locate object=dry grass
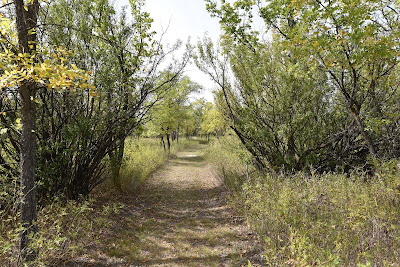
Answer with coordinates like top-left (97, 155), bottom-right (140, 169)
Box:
top-left (207, 136), bottom-right (400, 266)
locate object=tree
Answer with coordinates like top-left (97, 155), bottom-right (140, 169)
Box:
top-left (146, 75), bottom-right (200, 151)
top-left (202, 0), bottom-right (400, 170)
top-left (200, 101), bottom-right (227, 139)
top-left (1, 0), bottom-right (188, 202)
top-left (0, 0), bottom-right (91, 260)
top-left (196, 36), bottom-right (341, 171)
top-left (27, 0), bottom-right (190, 196)
top-left (14, 0), bottom-right (40, 260)
top-left (272, 0), bottom-right (400, 159)
top-left (181, 98), bottom-right (207, 138)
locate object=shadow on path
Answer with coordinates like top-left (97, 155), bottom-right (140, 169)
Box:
top-left (65, 146), bottom-right (264, 267)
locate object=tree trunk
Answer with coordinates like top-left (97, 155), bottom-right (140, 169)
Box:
top-left (15, 0), bottom-right (40, 261)
top-left (19, 82), bottom-right (38, 261)
top-left (161, 135), bottom-right (166, 152)
top-left (166, 133), bottom-right (171, 153)
top-left (350, 106), bottom-right (377, 158)
top-left (109, 138), bottom-right (125, 191)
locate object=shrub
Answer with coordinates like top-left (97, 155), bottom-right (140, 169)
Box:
top-left (0, 199), bottom-right (94, 266)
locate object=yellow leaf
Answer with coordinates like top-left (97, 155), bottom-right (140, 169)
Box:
top-left (312, 40), bottom-right (319, 47)
top-left (2, 0), bottom-right (6, 5)
top-left (24, 5), bottom-right (28, 11)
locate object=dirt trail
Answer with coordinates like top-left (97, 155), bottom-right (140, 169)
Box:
top-left (67, 143), bottom-right (263, 266)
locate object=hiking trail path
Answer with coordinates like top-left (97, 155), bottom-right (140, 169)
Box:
top-left (68, 143), bottom-right (263, 266)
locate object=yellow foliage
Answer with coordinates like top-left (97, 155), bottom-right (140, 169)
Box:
top-left (0, 15), bottom-right (95, 93)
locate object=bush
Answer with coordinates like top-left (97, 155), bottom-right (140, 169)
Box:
top-left (0, 199), bottom-right (94, 266)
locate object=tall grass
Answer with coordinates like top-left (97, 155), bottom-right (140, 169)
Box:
top-left (119, 137), bottom-right (170, 191)
top-left (207, 136), bottom-right (400, 266)
top-left (118, 137), bottom-right (203, 191)
top-left (206, 135), bottom-right (252, 192)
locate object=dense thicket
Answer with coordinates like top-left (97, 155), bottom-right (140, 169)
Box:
top-left (0, 0), bottom-right (188, 206)
top-left (197, 0), bottom-right (400, 172)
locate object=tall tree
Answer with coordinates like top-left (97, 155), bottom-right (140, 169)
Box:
top-left (14, 0), bottom-right (40, 260)
top-left (1, 0), bottom-right (91, 260)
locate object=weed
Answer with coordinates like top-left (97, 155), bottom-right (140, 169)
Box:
top-left (119, 137), bottom-right (169, 192)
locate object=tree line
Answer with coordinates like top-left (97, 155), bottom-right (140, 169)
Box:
top-left (144, 85), bottom-right (228, 152)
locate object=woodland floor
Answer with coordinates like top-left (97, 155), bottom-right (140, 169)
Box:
top-left (63, 143), bottom-right (264, 266)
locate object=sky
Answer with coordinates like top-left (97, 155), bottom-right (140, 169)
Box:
top-left (115, 0), bottom-right (223, 101)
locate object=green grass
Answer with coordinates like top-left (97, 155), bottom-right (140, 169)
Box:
top-left (119, 137), bottom-right (170, 191)
top-left (118, 137), bottom-right (203, 191)
top-left (207, 136), bottom-right (400, 266)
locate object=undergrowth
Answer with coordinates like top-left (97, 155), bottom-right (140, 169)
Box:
top-left (0, 137), bottom-right (173, 266)
top-left (207, 136), bottom-right (400, 266)
top-left (119, 137), bottom-right (171, 192)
